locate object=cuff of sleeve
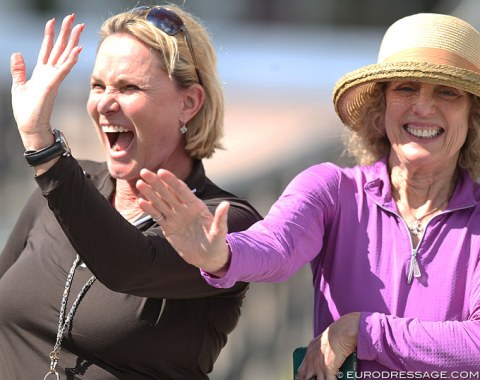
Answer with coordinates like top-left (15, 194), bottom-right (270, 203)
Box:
top-left (201, 234), bottom-right (241, 288)
top-left (35, 155), bottom-right (77, 196)
top-left (357, 311), bottom-right (379, 361)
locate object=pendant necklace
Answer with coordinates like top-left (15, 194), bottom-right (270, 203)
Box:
top-left (43, 255), bottom-right (96, 379)
top-left (44, 215), bottom-right (152, 379)
top-left (402, 201), bottom-right (446, 284)
top-left (398, 196), bottom-right (449, 237)
top-left (405, 206), bottom-right (443, 237)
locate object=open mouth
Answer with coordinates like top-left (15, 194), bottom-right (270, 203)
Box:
top-left (404, 125), bottom-right (444, 139)
top-left (102, 126), bottom-right (134, 152)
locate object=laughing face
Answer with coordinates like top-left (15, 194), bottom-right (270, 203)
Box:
top-left (87, 33), bottom-right (193, 182)
top-left (384, 81), bottom-right (471, 171)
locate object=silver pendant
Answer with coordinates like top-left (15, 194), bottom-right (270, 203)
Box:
top-left (407, 219), bottom-right (423, 236)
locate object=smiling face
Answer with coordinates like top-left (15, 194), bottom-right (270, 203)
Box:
top-left (87, 33), bottom-right (193, 182)
top-left (384, 81), bottom-right (471, 171)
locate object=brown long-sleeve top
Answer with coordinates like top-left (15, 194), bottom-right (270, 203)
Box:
top-left (0, 156), bottom-right (262, 379)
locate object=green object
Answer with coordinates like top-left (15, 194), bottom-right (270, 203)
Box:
top-left (293, 346), bottom-right (357, 379)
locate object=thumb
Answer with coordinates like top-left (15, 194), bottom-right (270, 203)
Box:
top-left (213, 201), bottom-right (230, 237)
top-left (10, 52), bottom-right (26, 87)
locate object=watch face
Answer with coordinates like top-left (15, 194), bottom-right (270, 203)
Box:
top-left (24, 129), bottom-right (71, 166)
top-left (54, 129), bottom-right (71, 154)
top-left (60, 133), bottom-right (70, 153)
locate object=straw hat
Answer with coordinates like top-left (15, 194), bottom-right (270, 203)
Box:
top-left (333, 13), bottom-right (480, 130)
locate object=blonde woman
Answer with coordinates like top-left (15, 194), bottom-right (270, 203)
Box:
top-left (1, 5), bottom-right (261, 379)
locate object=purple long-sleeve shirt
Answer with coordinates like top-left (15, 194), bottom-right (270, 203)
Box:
top-left (204, 157), bottom-right (480, 373)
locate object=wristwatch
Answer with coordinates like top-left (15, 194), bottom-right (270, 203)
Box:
top-left (24, 129), bottom-right (71, 166)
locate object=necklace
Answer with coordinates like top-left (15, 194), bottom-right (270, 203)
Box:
top-left (44, 255), bottom-right (96, 379)
top-left (396, 194), bottom-right (449, 237)
top-left (405, 206), bottom-right (443, 236)
top-left (43, 216), bottom-right (152, 379)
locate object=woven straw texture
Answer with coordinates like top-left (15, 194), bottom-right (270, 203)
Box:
top-left (333, 13), bottom-right (480, 130)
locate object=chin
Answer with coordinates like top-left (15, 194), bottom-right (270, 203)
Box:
top-left (106, 160), bottom-right (139, 181)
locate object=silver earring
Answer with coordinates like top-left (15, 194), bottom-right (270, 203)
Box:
top-left (180, 122), bottom-right (188, 135)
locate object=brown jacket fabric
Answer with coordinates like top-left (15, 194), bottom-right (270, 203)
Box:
top-left (0, 156), bottom-right (262, 379)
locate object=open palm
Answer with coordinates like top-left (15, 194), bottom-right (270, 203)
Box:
top-left (10, 14), bottom-right (83, 142)
top-left (137, 168), bottom-right (231, 275)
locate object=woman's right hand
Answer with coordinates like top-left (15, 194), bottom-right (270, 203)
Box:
top-left (11, 14), bottom-right (83, 151)
top-left (137, 168), bottom-right (232, 276)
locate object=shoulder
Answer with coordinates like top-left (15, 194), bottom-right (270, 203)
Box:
top-left (281, 160), bottom-right (384, 206)
top-left (200, 178), bottom-right (263, 232)
top-left (284, 162), bottom-right (348, 197)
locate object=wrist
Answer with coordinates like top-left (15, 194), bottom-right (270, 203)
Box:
top-left (22, 131), bottom-right (55, 151)
top-left (24, 129), bottom-right (71, 167)
top-left (207, 242), bottom-right (232, 278)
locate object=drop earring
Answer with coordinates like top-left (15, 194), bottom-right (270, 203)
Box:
top-left (180, 121), bottom-right (188, 135)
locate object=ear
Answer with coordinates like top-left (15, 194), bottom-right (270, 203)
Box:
top-left (180, 83), bottom-right (205, 122)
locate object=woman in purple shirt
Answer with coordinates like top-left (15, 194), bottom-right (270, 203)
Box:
top-left (137, 13), bottom-right (480, 378)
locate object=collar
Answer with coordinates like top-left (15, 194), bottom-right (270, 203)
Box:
top-left (81, 159), bottom-right (208, 228)
top-left (183, 159), bottom-right (208, 196)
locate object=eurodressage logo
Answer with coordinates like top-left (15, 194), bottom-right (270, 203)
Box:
top-left (338, 371), bottom-right (480, 379)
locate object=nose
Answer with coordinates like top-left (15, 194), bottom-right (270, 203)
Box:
top-left (411, 88), bottom-right (436, 116)
top-left (96, 89), bottom-right (119, 115)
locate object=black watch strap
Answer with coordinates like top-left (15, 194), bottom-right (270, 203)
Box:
top-left (24, 129), bottom-right (71, 167)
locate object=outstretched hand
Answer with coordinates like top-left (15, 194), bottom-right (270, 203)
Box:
top-left (11, 14), bottom-right (84, 151)
top-left (136, 168), bottom-right (232, 275)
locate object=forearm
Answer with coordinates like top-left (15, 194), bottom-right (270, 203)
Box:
top-left (358, 312), bottom-right (480, 371)
top-left (203, 209), bottom-right (324, 288)
top-left (35, 156), bottom-right (256, 298)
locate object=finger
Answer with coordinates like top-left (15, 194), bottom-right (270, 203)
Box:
top-left (212, 201), bottom-right (230, 236)
top-left (325, 373), bottom-right (337, 380)
top-left (49, 14), bottom-right (75, 65)
top-left (136, 180), bottom-right (172, 218)
top-left (156, 169), bottom-right (198, 204)
top-left (137, 196), bottom-right (159, 219)
top-left (297, 359), bottom-right (311, 380)
top-left (57, 23), bottom-right (84, 66)
top-left (139, 169), bottom-right (180, 210)
top-left (37, 18), bottom-right (55, 65)
top-left (10, 53), bottom-right (26, 87)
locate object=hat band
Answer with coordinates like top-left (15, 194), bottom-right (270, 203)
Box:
top-left (383, 47), bottom-right (480, 73)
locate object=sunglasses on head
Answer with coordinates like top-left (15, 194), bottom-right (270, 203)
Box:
top-left (131, 6), bottom-right (203, 86)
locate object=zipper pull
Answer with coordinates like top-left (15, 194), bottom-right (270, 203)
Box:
top-left (407, 250), bottom-right (422, 284)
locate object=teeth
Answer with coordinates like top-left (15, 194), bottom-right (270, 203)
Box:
top-left (406, 126), bottom-right (442, 138)
top-left (102, 126), bottom-right (129, 133)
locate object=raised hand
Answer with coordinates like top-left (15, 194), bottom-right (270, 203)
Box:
top-left (297, 312), bottom-right (360, 380)
top-left (10, 14), bottom-right (84, 151)
top-left (136, 168), bottom-right (232, 275)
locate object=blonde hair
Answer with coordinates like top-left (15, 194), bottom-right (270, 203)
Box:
top-left (343, 82), bottom-right (480, 179)
top-left (98, 4), bottom-right (224, 159)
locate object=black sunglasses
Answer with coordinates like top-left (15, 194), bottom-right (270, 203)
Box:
top-left (131, 6), bottom-right (203, 86)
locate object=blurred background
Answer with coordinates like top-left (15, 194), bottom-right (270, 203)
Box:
top-left (0, 0), bottom-right (476, 379)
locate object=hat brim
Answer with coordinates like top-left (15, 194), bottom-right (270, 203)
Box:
top-left (333, 61), bottom-right (480, 130)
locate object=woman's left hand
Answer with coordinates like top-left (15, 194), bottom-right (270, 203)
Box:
top-left (10, 14), bottom-right (84, 151)
top-left (136, 168), bottom-right (232, 275)
top-left (297, 312), bottom-right (360, 380)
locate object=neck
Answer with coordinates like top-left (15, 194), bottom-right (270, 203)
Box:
top-left (390, 164), bottom-right (457, 208)
top-left (390, 164), bottom-right (457, 239)
top-left (113, 180), bottom-right (144, 222)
